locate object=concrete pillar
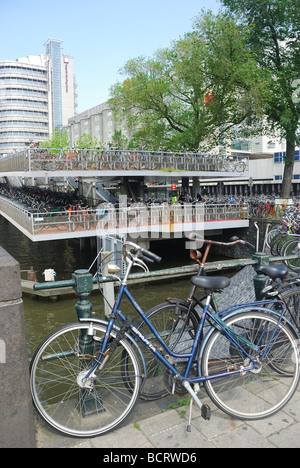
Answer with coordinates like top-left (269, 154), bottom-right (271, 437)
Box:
top-left (181, 177), bottom-right (189, 193)
top-left (192, 177), bottom-right (200, 199)
top-left (0, 247), bottom-right (36, 448)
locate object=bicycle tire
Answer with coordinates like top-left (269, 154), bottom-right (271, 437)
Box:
top-left (30, 322), bottom-right (141, 438)
top-left (135, 301), bottom-right (200, 400)
top-left (279, 286), bottom-right (300, 332)
top-left (276, 234), bottom-right (292, 256)
top-left (283, 239), bottom-right (300, 272)
top-left (270, 232), bottom-right (285, 256)
top-left (265, 226), bottom-right (281, 249)
top-left (235, 161), bottom-right (246, 173)
top-left (201, 310), bottom-right (300, 420)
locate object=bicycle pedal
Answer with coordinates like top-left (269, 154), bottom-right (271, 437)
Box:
top-left (201, 404), bottom-right (211, 421)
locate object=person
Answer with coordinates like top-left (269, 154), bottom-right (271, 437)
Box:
top-left (27, 266), bottom-right (37, 282)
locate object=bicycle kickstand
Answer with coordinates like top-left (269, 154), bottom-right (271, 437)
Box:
top-left (184, 382), bottom-right (211, 432)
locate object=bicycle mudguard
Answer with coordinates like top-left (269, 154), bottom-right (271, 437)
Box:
top-left (219, 302), bottom-right (299, 338)
top-left (196, 305), bottom-right (299, 377)
top-left (79, 318), bottom-right (147, 391)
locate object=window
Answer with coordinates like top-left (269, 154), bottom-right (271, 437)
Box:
top-left (274, 152), bottom-right (283, 163)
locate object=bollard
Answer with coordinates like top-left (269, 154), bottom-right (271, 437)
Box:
top-left (72, 269), bottom-right (93, 320)
top-left (0, 247), bottom-right (36, 448)
top-left (252, 252), bottom-right (269, 300)
top-left (71, 269), bottom-right (100, 415)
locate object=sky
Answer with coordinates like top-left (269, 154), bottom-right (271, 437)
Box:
top-left (0, 0), bottom-right (222, 114)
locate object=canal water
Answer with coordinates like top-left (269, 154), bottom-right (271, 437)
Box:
top-left (0, 216), bottom-right (198, 358)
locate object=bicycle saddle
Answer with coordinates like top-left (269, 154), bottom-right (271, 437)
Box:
top-left (191, 276), bottom-right (230, 291)
top-left (255, 265), bottom-right (288, 280)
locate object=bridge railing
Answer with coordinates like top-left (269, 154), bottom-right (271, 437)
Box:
top-left (0, 149), bottom-right (249, 173)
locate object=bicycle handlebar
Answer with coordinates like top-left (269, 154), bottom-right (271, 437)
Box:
top-left (124, 241), bottom-right (162, 264)
top-left (188, 233), bottom-right (256, 250)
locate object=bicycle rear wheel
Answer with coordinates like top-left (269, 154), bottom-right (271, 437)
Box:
top-left (201, 310), bottom-right (300, 420)
top-left (30, 323), bottom-right (141, 438)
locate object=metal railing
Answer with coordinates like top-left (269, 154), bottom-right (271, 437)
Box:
top-left (0, 197), bottom-right (248, 237)
top-left (0, 148), bottom-right (249, 173)
top-left (32, 251), bottom-right (300, 320)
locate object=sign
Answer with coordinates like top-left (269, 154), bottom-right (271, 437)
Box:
top-left (171, 184), bottom-right (177, 190)
top-left (275, 198), bottom-right (293, 206)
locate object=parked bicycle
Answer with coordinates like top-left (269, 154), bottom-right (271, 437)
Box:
top-left (30, 241), bottom-right (300, 438)
top-left (136, 235), bottom-right (300, 400)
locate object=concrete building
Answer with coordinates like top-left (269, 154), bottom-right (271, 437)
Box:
top-left (0, 39), bottom-right (76, 158)
top-left (64, 102), bottom-right (117, 148)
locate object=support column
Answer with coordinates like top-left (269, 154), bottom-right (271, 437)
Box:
top-left (192, 177), bottom-right (200, 199)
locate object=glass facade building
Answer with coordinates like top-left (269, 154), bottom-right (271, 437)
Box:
top-left (44, 39), bottom-right (63, 131)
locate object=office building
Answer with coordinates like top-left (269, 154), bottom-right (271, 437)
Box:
top-left (0, 39), bottom-right (76, 157)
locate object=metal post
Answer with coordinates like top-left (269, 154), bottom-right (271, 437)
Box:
top-left (101, 252), bottom-right (115, 318)
top-left (252, 253), bottom-right (269, 300)
top-left (72, 269), bottom-right (93, 320)
top-left (71, 269), bottom-right (102, 416)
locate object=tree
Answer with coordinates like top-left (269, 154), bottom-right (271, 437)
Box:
top-left (109, 11), bottom-right (269, 152)
top-left (75, 133), bottom-right (101, 149)
top-left (221, 0), bottom-right (300, 197)
top-left (109, 130), bottom-right (128, 148)
top-left (39, 129), bottom-right (70, 150)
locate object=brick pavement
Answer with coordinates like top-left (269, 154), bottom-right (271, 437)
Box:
top-left (36, 385), bottom-right (300, 449)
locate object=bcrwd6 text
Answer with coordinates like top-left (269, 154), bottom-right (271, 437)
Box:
top-left (148, 453), bottom-right (197, 463)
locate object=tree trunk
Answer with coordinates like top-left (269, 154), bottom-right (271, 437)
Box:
top-left (280, 140), bottom-right (295, 198)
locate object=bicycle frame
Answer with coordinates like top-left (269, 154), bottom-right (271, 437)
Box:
top-left (82, 281), bottom-right (287, 389)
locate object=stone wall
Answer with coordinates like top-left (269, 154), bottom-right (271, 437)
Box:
top-left (0, 246), bottom-right (36, 448)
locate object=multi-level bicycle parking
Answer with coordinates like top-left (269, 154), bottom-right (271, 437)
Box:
top-left (0, 148), bottom-right (249, 174)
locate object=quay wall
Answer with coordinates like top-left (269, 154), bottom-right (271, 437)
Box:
top-left (0, 247), bottom-right (36, 448)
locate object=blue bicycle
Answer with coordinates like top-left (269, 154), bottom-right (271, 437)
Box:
top-left (30, 241), bottom-right (300, 438)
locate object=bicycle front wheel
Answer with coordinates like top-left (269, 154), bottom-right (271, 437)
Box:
top-left (30, 323), bottom-right (141, 438)
top-left (201, 310), bottom-right (300, 420)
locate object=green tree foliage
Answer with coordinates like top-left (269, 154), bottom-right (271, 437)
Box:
top-left (74, 133), bottom-right (101, 149)
top-left (109, 130), bottom-right (128, 148)
top-left (40, 129), bottom-right (70, 150)
top-left (221, 0), bottom-right (300, 197)
top-left (109, 11), bottom-right (270, 152)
